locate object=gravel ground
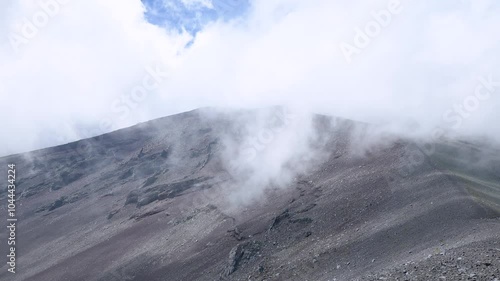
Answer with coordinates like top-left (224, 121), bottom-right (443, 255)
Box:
top-left (361, 240), bottom-right (500, 281)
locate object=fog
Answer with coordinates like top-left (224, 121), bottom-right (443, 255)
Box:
top-left (1, 0), bottom-right (500, 158)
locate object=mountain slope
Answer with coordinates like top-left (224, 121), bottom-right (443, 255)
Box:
top-left (0, 108), bottom-right (499, 281)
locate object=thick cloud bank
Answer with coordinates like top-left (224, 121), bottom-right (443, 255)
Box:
top-left (1, 0), bottom-right (500, 156)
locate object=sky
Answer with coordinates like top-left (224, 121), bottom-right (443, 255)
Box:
top-left (1, 0), bottom-right (500, 156)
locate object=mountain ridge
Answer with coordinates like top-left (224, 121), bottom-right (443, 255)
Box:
top-left (0, 107), bottom-right (499, 281)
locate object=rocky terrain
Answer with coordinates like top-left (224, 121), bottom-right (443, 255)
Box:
top-left (361, 239), bottom-right (500, 281)
top-left (0, 107), bottom-right (499, 281)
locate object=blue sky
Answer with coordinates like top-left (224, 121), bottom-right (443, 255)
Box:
top-left (141, 0), bottom-right (250, 35)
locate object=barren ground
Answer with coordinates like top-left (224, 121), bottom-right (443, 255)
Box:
top-left (0, 108), bottom-right (499, 281)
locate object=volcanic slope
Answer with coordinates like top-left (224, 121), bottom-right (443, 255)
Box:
top-left (0, 108), bottom-right (498, 281)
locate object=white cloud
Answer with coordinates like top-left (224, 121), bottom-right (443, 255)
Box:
top-left (1, 0), bottom-right (500, 156)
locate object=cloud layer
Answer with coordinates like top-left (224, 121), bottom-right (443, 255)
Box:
top-left (1, 0), bottom-right (500, 156)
